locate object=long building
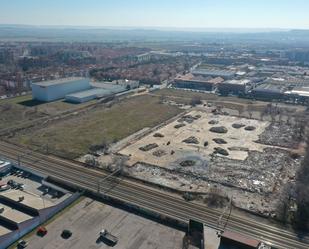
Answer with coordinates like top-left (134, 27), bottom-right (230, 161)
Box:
top-left (173, 73), bottom-right (224, 91)
top-left (192, 68), bottom-right (236, 79)
top-left (217, 79), bottom-right (250, 95)
top-left (32, 77), bottom-right (91, 102)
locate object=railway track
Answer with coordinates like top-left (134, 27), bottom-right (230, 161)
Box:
top-left (0, 141), bottom-right (308, 249)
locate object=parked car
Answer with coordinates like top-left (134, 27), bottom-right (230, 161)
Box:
top-left (17, 240), bottom-right (28, 248)
top-left (7, 179), bottom-right (14, 185)
top-left (99, 229), bottom-right (118, 245)
top-left (61, 229), bottom-right (72, 239)
top-left (37, 226), bottom-right (48, 237)
top-left (17, 183), bottom-right (25, 190)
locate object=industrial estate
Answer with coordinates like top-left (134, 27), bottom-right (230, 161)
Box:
top-left (1, 25), bottom-right (309, 249)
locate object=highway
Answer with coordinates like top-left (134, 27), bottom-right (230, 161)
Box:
top-left (0, 140), bottom-right (308, 249)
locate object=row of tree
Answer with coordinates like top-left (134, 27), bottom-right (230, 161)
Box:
top-left (294, 142), bottom-right (309, 231)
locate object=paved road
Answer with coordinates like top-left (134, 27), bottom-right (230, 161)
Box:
top-left (0, 141), bottom-right (308, 249)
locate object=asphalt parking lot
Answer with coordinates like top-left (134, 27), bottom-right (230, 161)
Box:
top-left (25, 197), bottom-right (185, 249)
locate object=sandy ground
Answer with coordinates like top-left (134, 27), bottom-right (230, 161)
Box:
top-left (117, 109), bottom-right (301, 216)
top-left (120, 110), bottom-right (271, 167)
top-left (25, 198), bottom-right (184, 249)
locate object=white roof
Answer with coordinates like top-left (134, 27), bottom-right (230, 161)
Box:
top-left (225, 79), bottom-right (250, 85)
top-left (0, 161), bottom-right (10, 168)
top-left (32, 77), bottom-right (87, 87)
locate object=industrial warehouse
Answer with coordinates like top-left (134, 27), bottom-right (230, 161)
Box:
top-left (32, 78), bottom-right (139, 103)
top-left (0, 161), bottom-right (79, 249)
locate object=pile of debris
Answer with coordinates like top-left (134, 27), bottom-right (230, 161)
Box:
top-left (139, 143), bottom-right (159, 152)
top-left (244, 126), bottom-right (256, 131)
top-left (180, 160), bottom-right (196, 167)
top-left (208, 120), bottom-right (219, 125)
top-left (257, 123), bottom-right (300, 148)
top-left (174, 123), bottom-right (186, 129)
top-left (213, 138), bottom-right (227, 144)
top-left (213, 147), bottom-right (229, 156)
top-left (152, 149), bottom-right (167, 157)
top-left (182, 136), bottom-right (199, 144)
top-left (232, 123), bottom-right (246, 129)
top-left (153, 133), bottom-right (164, 138)
top-left (178, 114), bottom-right (201, 124)
top-left (209, 126), bottom-right (228, 134)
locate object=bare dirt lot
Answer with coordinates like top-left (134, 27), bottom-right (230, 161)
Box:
top-left (118, 108), bottom-right (303, 217)
top-left (120, 110), bottom-right (270, 165)
top-left (24, 198), bottom-right (184, 249)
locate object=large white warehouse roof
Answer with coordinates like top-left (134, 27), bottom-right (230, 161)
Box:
top-left (33, 77), bottom-right (86, 87)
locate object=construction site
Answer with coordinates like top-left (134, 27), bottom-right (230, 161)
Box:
top-left (110, 102), bottom-right (305, 218)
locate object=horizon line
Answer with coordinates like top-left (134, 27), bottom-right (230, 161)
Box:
top-left (1, 23), bottom-right (309, 32)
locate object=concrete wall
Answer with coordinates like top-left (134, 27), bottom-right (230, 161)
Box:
top-left (32, 78), bottom-right (91, 102)
top-left (38, 192), bottom-right (81, 222)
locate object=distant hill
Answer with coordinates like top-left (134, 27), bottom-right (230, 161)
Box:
top-left (0, 25), bottom-right (309, 45)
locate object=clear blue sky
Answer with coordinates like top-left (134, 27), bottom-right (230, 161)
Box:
top-left (0, 0), bottom-right (308, 29)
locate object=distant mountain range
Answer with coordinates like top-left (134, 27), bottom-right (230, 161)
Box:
top-left (0, 24), bottom-right (309, 44)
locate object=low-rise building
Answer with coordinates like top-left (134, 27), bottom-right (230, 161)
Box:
top-left (0, 160), bottom-right (11, 175)
top-left (192, 68), bottom-right (236, 79)
top-left (285, 86), bottom-right (309, 104)
top-left (173, 73), bottom-right (224, 91)
top-left (217, 79), bottom-right (250, 95)
top-left (251, 83), bottom-right (286, 100)
top-left (0, 166), bottom-right (80, 248)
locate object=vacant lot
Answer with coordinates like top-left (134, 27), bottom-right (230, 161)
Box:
top-left (152, 88), bottom-right (306, 117)
top-left (120, 110), bottom-right (270, 166)
top-left (119, 108), bottom-right (303, 217)
top-left (25, 198), bottom-right (185, 249)
top-left (0, 95), bottom-right (96, 131)
top-left (0, 97), bottom-right (47, 130)
top-left (13, 95), bottom-right (181, 159)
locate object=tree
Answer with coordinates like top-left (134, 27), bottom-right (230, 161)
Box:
top-left (293, 141), bottom-right (309, 231)
top-left (190, 96), bottom-right (202, 107)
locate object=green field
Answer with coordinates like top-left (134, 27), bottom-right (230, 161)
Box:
top-left (13, 95), bottom-right (182, 159)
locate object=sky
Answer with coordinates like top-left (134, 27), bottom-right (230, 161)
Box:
top-left (0, 0), bottom-right (309, 29)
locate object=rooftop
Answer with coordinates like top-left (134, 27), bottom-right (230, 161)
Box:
top-left (0, 225), bottom-right (11, 236)
top-left (0, 160), bottom-right (10, 168)
top-left (192, 68), bottom-right (236, 77)
top-left (223, 79), bottom-right (251, 85)
top-left (286, 86), bottom-right (309, 97)
top-left (175, 73), bottom-right (224, 84)
top-left (32, 77), bottom-right (88, 87)
top-left (1, 190), bottom-right (55, 210)
top-left (0, 202), bottom-right (33, 223)
top-left (253, 83), bottom-right (286, 93)
top-left (66, 86), bottom-right (124, 99)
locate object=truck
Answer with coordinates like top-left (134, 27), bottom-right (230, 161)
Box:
top-left (99, 229), bottom-right (118, 245)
